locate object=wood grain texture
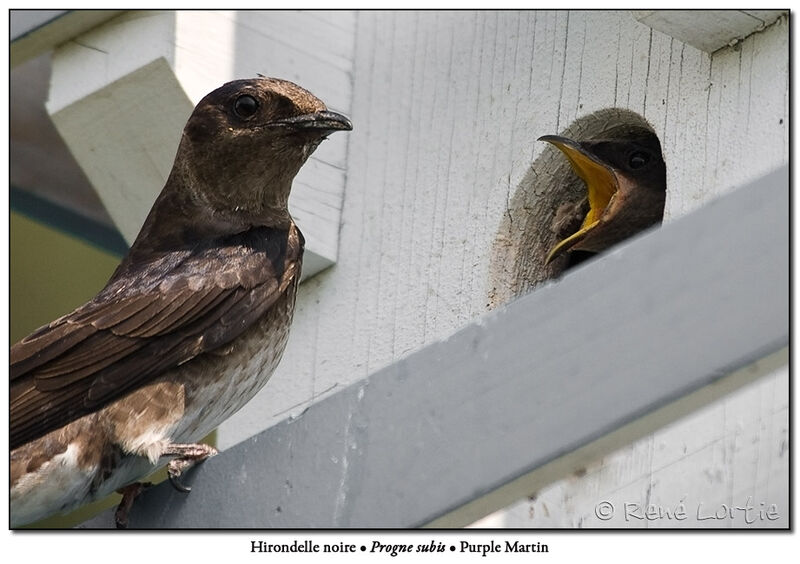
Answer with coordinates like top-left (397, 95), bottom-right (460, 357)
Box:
top-left (217, 10), bottom-right (787, 527)
top-left (223, 9), bottom-right (787, 431)
top-left (476, 363), bottom-right (788, 528)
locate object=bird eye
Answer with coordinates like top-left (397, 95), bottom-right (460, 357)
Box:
top-left (629, 151), bottom-right (650, 169)
top-left (234, 95), bottom-right (259, 119)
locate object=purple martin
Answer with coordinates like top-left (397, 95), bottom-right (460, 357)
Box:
top-left (10, 77), bottom-right (351, 527)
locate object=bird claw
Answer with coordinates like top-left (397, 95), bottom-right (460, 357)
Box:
top-left (168, 465), bottom-right (192, 493)
top-left (162, 443), bottom-right (218, 494)
top-left (112, 442), bottom-right (217, 527)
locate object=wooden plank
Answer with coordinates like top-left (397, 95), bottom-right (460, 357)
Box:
top-left (632, 10), bottom-right (786, 53)
top-left (10, 10), bottom-right (124, 66)
top-left (78, 165), bottom-right (788, 528)
top-left (459, 351), bottom-right (788, 528)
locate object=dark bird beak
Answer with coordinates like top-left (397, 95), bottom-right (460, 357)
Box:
top-left (538, 135), bottom-right (620, 264)
top-left (274, 110), bottom-right (353, 132)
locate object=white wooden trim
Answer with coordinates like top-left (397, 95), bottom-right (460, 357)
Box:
top-left (632, 10), bottom-right (786, 53)
top-left (10, 10), bottom-right (123, 66)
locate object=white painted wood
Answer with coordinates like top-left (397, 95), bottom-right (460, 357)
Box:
top-left (10, 10), bottom-right (123, 66)
top-left (48, 57), bottom-right (189, 243)
top-left (632, 10), bottom-right (786, 53)
top-left (220, 10), bottom-right (787, 528)
top-left (472, 362), bottom-right (789, 528)
top-left (46, 10), bottom-right (356, 277)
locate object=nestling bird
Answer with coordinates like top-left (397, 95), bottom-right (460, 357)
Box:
top-left (10, 77), bottom-right (352, 527)
top-left (539, 133), bottom-right (666, 265)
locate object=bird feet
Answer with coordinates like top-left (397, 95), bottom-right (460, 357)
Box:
top-left (162, 443), bottom-right (219, 493)
top-left (112, 443), bottom-right (216, 528)
top-left (115, 481), bottom-right (152, 529)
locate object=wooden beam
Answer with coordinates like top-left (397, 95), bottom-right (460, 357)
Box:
top-left (631, 10), bottom-right (786, 53)
top-left (10, 10), bottom-right (124, 66)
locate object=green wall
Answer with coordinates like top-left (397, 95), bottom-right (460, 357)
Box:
top-left (10, 211), bottom-right (120, 343)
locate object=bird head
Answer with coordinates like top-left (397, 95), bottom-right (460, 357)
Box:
top-left (539, 132), bottom-right (666, 264)
top-left (168, 77), bottom-right (352, 229)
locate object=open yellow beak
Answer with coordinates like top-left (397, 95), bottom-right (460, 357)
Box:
top-left (539, 135), bottom-right (619, 264)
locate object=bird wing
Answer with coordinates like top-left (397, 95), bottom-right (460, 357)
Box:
top-left (10, 224), bottom-right (303, 450)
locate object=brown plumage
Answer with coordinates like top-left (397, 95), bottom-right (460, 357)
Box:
top-left (10, 77), bottom-right (351, 527)
top-left (11, 225), bottom-right (301, 449)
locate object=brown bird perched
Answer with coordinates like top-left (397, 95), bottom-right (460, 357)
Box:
top-left (10, 77), bottom-right (352, 528)
top-left (539, 133), bottom-right (666, 265)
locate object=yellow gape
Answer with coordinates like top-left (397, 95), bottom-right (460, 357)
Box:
top-left (539, 135), bottom-right (619, 265)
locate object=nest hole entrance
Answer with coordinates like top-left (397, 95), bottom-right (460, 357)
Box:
top-left (488, 108), bottom-right (665, 308)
